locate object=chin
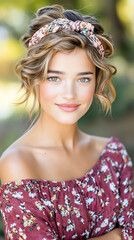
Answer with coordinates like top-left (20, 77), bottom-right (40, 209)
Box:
top-left (56, 118), bottom-right (78, 125)
top-left (54, 113), bottom-right (85, 125)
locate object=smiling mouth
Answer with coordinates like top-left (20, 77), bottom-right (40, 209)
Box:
top-left (56, 104), bottom-right (80, 107)
top-left (56, 104), bottom-right (80, 112)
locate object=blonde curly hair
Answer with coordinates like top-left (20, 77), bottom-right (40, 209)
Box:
top-left (15, 4), bottom-right (116, 128)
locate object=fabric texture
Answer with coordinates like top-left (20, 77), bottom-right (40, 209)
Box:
top-left (0, 137), bottom-right (134, 240)
top-left (28, 18), bottom-right (104, 58)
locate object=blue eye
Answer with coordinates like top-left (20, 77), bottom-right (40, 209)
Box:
top-left (78, 78), bottom-right (91, 83)
top-left (47, 77), bottom-right (60, 82)
top-left (47, 77), bottom-right (91, 83)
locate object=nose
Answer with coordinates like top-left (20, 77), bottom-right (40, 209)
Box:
top-left (62, 81), bottom-right (76, 100)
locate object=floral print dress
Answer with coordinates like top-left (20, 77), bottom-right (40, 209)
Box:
top-left (0, 137), bottom-right (134, 240)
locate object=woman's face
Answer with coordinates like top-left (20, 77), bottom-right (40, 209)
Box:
top-left (39, 47), bottom-right (96, 124)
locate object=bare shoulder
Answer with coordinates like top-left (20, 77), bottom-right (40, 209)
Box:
top-left (94, 135), bottom-right (111, 145)
top-left (84, 133), bottom-right (111, 151)
top-left (92, 135), bottom-right (111, 148)
top-left (0, 145), bottom-right (33, 185)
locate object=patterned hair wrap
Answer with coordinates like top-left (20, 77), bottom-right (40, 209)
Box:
top-left (29, 18), bottom-right (104, 58)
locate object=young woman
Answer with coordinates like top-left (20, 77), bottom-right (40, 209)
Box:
top-left (0, 4), bottom-right (133, 240)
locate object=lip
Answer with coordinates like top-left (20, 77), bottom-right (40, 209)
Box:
top-left (56, 103), bottom-right (80, 112)
top-left (56, 103), bottom-right (80, 107)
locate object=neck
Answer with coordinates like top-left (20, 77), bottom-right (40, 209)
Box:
top-left (28, 111), bottom-right (82, 152)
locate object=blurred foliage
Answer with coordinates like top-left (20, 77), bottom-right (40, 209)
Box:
top-left (0, 215), bottom-right (4, 236)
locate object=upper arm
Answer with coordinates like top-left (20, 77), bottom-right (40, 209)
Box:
top-left (0, 148), bottom-right (30, 185)
top-left (0, 150), bottom-right (58, 240)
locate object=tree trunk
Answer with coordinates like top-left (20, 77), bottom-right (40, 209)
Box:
top-left (105, 0), bottom-right (125, 48)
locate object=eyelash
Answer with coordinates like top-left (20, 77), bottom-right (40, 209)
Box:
top-left (47, 77), bottom-right (91, 83)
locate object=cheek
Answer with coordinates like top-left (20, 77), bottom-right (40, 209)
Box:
top-left (79, 83), bottom-right (95, 103)
top-left (39, 83), bottom-right (57, 103)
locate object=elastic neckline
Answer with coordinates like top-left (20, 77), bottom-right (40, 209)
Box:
top-left (0, 136), bottom-right (116, 188)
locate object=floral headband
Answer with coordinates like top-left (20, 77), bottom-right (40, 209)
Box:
top-left (29, 18), bottom-right (104, 58)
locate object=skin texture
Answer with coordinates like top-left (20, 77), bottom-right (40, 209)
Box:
top-left (88, 228), bottom-right (123, 240)
top-left (39, 48), bottom-right (95, 125)
top-left (0, 47), bottom-right (122, 239)
top-left (37, 47), bottom-right (96, 151)
top-left (0, 47), bottom-right (107, 183)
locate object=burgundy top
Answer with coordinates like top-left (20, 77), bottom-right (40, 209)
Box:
top-left (0, 137), bottom-right (134, 240)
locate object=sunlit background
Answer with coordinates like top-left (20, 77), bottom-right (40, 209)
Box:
top-left (0, 0), bottom-right (134, 237)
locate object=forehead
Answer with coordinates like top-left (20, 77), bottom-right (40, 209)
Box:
top-left (48, 47), bottom-right (95, 72)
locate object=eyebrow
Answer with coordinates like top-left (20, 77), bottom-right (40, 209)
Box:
top-left (47, 70), bottom-right (93, 76)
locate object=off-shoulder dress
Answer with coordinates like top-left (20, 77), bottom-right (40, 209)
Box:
top-left (0, 137), bottom-right (134, 240)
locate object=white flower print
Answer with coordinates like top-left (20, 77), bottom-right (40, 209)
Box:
top-left (128, 160), bottom-right (132, 167)
top-left (87, 185), bottom-right (95, 192)
top-left (74, 195), bottom-right (82, 205)
top-left (35, 201), bottom-right (45, 211)
top-left (100, 199), bottom-right (105, 208)
top-left (8, 229), bottom-right (13, 239)
top-left (85, 197), bottom-right (94, 207)
top-left (124, 186), bottom-right (132, 194)
top-left (58, 205), bottom-right (69, 217)
top-left (65, 195), bottom-right (70, 205)
top-left (108, 222), bottom-right (115, 231)
top-left (81, 218), bottom-right (85, 224)
top-left (19, 228), bottom-right (27, 239)
top-left (81, 229), bottom-right (90, 238)
top-left (51, 194), bottom-right (57, 201)
top-left (101, 165), bottom-right (108, 172)
top-left (116, 172), bottom-right (120, 178)
top-left (123, 178), bottom-right (128, 186)
top-left (89, 211), bottom-right (97, 221)
top-left (120, 149), bottom-right (128, 161)
top-left (101, 218), bottom-right (109, 227)
top-left (72, 232), bottom-right (78, 238)
top-left (66, 219), bottom-right (75, 232)
top-left (5, 205), bottom-right (13, 212)
top-left (111, 160), bottom-right (118, 168)
top-left (109, 182), bottom-right (116, 193)
top-left (15, 180), bottom-right (24, 186)
top-left (105, 197), bottom-right (110, 206)
top-left (12, 227), bottom-right (17, 233)
top-left (29, 192), bottom-right (37, 198)
top-left (72, 188), bottom-right (77, 195)
top-left (104, 174), bottom-right (112, 183)
top-left (72, 189), bottom-right (82, 205)
top-left (73, 207), bottom-right (80, 218)
top-left (109, 143), bottom-right (118, 149)
top-left (113, 212), bottom-right (117, 222)
top-left (98, 188), bottom-right (104, 196)
top-left (10, 223), bottom-right (16, 228)
top-left (89, 169), bottom-right (94, 175)
top-left (37, 226), bottom-right (40, 231)
top-left (66, 224), bottom-right (75, 231)
top-left (43, 199), bottom-right (54, 207)
top-left (4, 189), bottom-right (10, 194)
top-left (12, 192), bottom-right (23, 199)
top-left (122, 199), bottom-right (129, 207)
top-left (19, 203), bottom-right (26, 213)
top-left (23, 215), bottom-right (36, 227)
top-left (94, 227), bottom-right (101, 233)
top-left (118, 215), bottom-right (124, 225)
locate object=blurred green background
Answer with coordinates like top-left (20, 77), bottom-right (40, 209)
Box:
top-left (0, 0), bottom-right (134, 238)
